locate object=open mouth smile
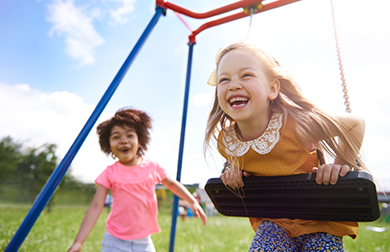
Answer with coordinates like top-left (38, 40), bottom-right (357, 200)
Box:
top-left (119, 147), bottom-right (130, 153)
top-left (229, 97), bottom-right (249, 108)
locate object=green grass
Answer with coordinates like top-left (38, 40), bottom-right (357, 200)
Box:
top-left (1, 203), bottom-right (389, 251)
top-left (0, 204), bottom-right (108, 251)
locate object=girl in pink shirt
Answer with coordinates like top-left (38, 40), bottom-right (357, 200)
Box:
top-left (68, 108), bottom-right (207, 252)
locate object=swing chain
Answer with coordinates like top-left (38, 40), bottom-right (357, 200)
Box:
top-left (244, 3), bottom-right (263, 41)
top-left (222, 161), bottom-right (230, 174)
top-left (330, 0), bottom-right (351, 113)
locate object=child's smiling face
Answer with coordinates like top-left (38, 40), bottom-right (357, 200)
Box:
top-left (217, 49), bottom-right (275, 127)
top-left (109, 125), bottom-right (141, 166)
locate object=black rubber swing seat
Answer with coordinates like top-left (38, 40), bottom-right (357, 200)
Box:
top-left (205, 171), bottom-right (380, 222)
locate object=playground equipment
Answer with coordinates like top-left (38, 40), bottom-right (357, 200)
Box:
top-left (7, 0), bottom-right (370, 251)
top-left (205, 171), bottom-right (380, 222)
top-left (5, 1), bottom-right (300, 251)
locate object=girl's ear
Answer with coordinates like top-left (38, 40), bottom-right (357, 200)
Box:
top-left (268, 79), bottom-right (280, 100)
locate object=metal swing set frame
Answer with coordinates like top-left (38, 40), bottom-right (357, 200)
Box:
top-left (10, 0), bottom-right (371, 251)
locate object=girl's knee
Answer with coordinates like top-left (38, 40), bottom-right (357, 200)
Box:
top-left (249, 221), bottom-right (295, 252)
top-left (301, 233), bottom-right (344, 251)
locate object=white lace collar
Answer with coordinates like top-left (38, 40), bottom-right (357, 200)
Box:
top-left (222, 113), bottom-right (283, 157)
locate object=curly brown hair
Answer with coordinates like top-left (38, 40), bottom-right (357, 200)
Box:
top-left (97, 108), bottom-right (152, 156)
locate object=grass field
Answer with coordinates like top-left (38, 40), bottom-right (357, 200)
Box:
top-left (1, 203), bottom-right (389, 251)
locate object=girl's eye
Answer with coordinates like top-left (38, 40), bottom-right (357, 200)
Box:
top-left (242, 73), bottom-right (253, 78)
top-left (218, 78), bottom-right (229, 84)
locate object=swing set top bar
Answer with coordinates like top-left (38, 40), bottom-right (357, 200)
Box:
top-left (156, 0), bottom-right (301, 43)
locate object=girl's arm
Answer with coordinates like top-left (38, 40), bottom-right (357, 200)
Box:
top-left (313, 114), bottom-right (366, 185)
top-left (333, 113), bottom-right (365, 164)
top-left (67, 184), bottom-right (108, 252)
top-left (162, 175), bottom-right (207, 226)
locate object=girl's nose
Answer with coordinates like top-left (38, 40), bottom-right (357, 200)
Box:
top-left (228, 81), bottom-right (242, 91)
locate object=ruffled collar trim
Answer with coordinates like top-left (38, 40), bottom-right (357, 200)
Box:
top-left (222, 113), bottom-right (283, 157)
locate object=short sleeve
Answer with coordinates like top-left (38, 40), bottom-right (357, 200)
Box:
top-left (154, 162), bottom-right (167, 184)
top-left (95, 168), bottom-right (111, 189)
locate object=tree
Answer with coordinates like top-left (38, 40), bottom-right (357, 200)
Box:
top-left (0, 136), bottom-right (22, 183)
top-left (17, 144), bottom-right (58, 202)
top-left (0, 136), bottom-right (94, 206)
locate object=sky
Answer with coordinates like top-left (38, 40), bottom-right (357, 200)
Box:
top-left (1, 0), bottom-right (389, 191)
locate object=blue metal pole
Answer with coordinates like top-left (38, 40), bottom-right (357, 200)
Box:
top-left (5, 7), bottom-right (165, 252)
top-left (168, 42), bottom-right (195, 252)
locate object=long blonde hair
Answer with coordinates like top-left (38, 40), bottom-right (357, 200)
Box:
top-left (204, 42), bottom-right (367, 171)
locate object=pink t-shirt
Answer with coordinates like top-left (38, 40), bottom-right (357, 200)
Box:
top-left (95, 158), bottom-right (167, 240)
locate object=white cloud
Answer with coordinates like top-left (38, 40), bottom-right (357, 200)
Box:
top-left (148, 123), bottom-right (221, 184)
top-left (45, 0), bottom-right (137, 65)
top-left (0, 82), bottom-right (112, 183)
top-left (46, 0), bottom-right (105, 66)
top-left (191, 92), bottom-right (213, 107)
top-left (108, 0), bottom-right (136, 25)
top-left (0, 82), bottom-right (217, 184)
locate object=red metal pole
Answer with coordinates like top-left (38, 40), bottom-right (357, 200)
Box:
top-left (174, 12), bottom-right (193, 32)
top-left (188, 0), bottom-right (301, 43)
top-left (156, 0), bottom-right (301, 43)
top-left (156, 0), bottom-right (263, 19)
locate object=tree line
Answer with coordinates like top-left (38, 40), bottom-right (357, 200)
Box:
top-left (0, 136), bottom-right (95, 206)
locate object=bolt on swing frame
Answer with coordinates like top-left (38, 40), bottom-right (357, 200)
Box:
top-left (5, 0), bottom-right (299, 251)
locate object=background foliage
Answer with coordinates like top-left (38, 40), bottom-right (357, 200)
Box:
top-left (0, 136), bottom-right (95, 206)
